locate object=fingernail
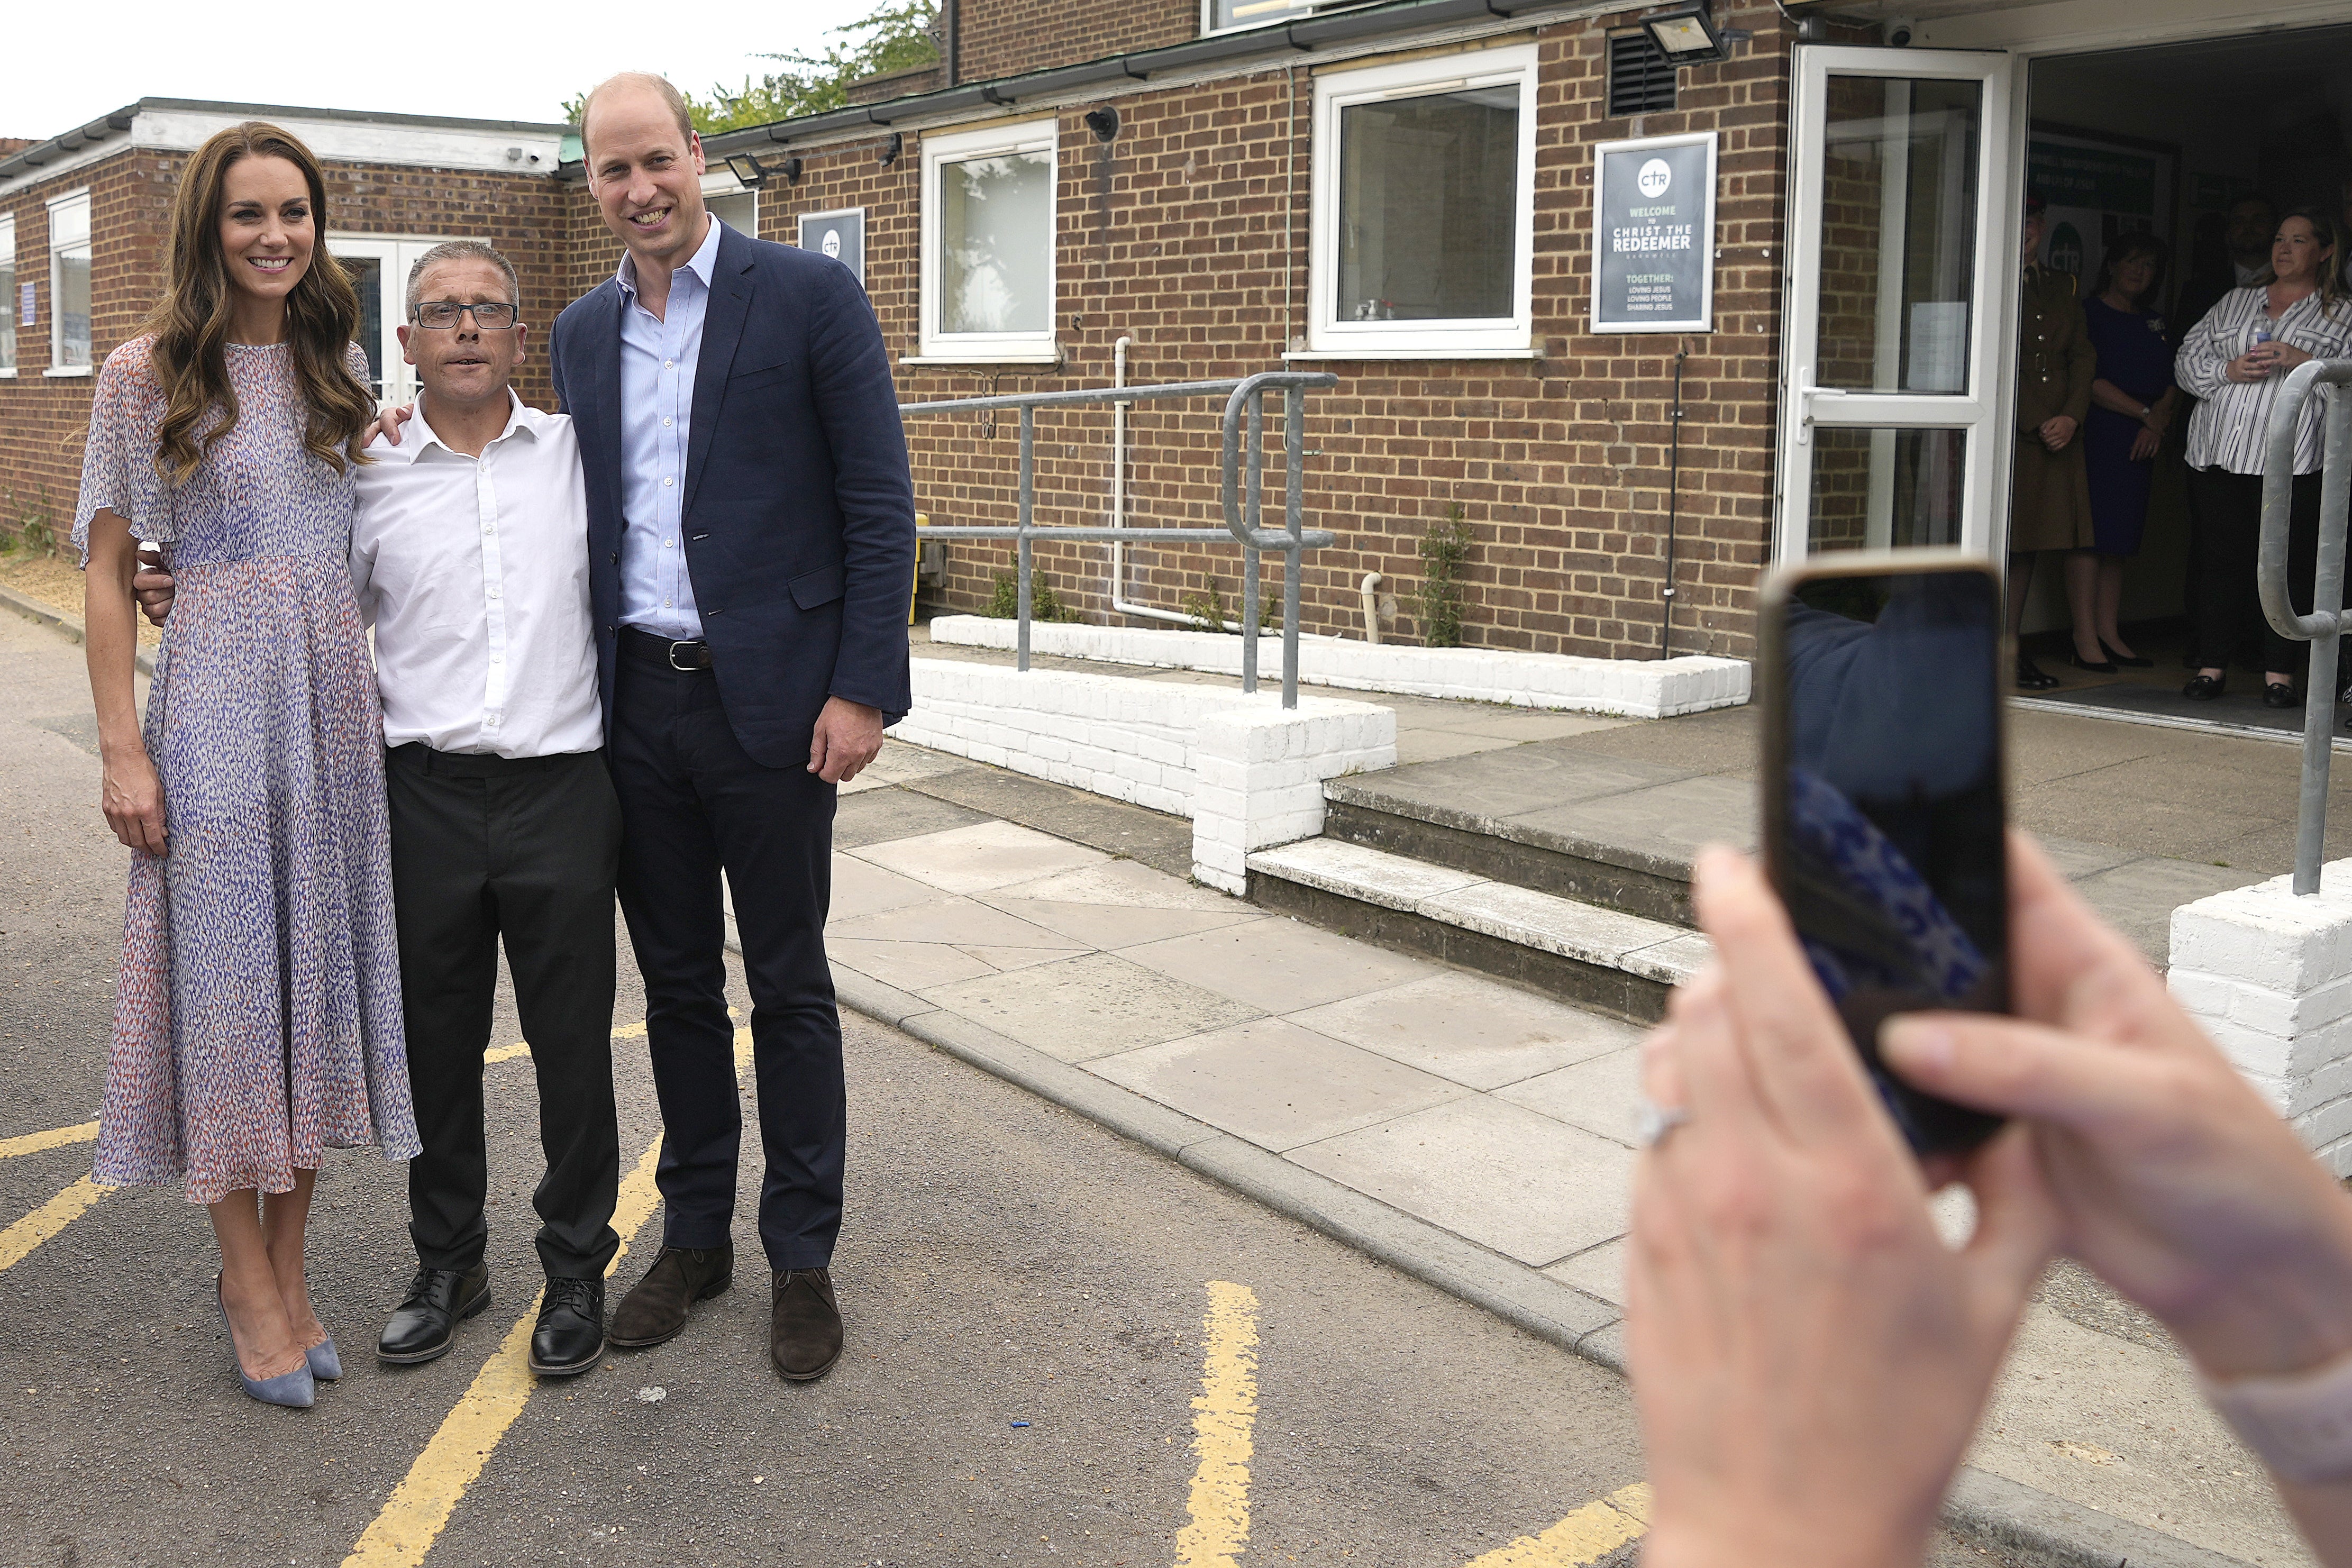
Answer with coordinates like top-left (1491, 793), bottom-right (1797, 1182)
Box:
top-left (1882, 1020), bottom-right (1953, 1073)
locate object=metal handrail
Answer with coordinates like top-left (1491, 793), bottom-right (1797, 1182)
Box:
top-left (2255, 357), bottom-right (2352, 894)
top-left (900, 370), bottom-right (1338, 707)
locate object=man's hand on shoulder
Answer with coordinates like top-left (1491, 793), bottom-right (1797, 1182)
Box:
top-left (808, 697), bottom-right (884, 784)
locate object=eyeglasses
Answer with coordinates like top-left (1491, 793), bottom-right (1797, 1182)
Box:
top-left (411, 300), bottom-right (518, 330)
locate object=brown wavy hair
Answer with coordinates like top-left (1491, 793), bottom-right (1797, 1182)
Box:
top-left (144, 123), bottom-right (375, 485)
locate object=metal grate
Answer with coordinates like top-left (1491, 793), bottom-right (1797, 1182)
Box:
top-left (1606, 33), bottom-right (1678, 117)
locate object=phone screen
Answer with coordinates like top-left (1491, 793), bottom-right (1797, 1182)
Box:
top-left (1766, 564), bottom-right (2007, 1155)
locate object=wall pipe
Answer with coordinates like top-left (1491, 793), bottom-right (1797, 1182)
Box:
top-left (1360, 573), bottom-right (1383, 644)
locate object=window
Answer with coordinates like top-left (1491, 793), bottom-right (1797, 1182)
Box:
top-left (1202, 0), bottom-right (1365, 34)
top-left (1607, 34), bottom-right (1679, 118)
top-left (704, 174), bottom-right (756, 239)
top-left (918, 118), bottom-right (1058, 362)
top-left (1307, 47), bottom-right (1538, 356)
top-left (327, 235), bottom-right (480, 407)
top-left (0, 214), bottom-right (15, 375)
top-left (47, 192), bottom-right (92, 373)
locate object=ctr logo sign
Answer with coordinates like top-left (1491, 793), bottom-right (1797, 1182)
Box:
top-left (1637, 158), bottom-right (1673, 199)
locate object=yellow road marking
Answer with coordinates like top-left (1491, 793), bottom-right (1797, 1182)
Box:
top-left (0, 1176), bottom-right (107, 1272)
top-left (1461, 1483), bottom-right (1653, 1568)
top-left (0, 1120), bottom-right (99, 1161)
top-left (481, 1043), bottom-right (531, 1065)
top-left (1173, 1280), bottom-right (1260, 1568)
top-left (484, 1012), bottom-right (707, 1063)
top-left (343, 1026), bottom-right (750, 1568)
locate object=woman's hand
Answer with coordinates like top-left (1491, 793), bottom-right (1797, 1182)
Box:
top-left (1882, 833), bottom-right (2352, 1384)
top-left (2265, 340), bottom-right (2316, 373)
top-left (1630, 847), bottom-right (2058, 1568)
top-left (2130, 425), bottom-right (2162, 461)
top-left (100, 742), bottom-right (167, 856)
top-left (2038, 414), bottom-right (2078, 450)
top-left (2228, 349), bottom-right (2280, 383)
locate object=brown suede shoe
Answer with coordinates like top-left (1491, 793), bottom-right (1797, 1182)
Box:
top-left (771, 1269), bottom-right (843, 1382)
top-left (609, 1245), bottom-right (732, 1349)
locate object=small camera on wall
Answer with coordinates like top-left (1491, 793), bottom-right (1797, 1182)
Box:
top-left (1883, 17), bottom-right (1917, 45)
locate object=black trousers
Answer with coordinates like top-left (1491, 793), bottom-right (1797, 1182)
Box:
top-left (386, 744), bottom-right (623, 1281)
top-left (2190, 467), bottom-right (2329, 679)
top-left (608, 633), bottom-right (843, 1273)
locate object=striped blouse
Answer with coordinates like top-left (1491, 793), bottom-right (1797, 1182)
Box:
top-left (2175, 285), bottom-right (2352, 475)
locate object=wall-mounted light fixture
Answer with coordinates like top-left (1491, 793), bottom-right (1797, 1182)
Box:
top-left (1639, 1), bottom-right (1729, 63)
top-left (878, 133), bottom-right (904, 168)
top-left (722, 152), bottom-right (802, 189)
top-left (1083, 105), bottom-right (1121, 143)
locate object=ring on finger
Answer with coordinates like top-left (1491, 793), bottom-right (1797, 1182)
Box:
top-left (1636, 1097), bottom-right (1691, 1149)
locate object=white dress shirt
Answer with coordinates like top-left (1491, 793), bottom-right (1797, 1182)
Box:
top-left (615, 215), bottom-right (725, 640)
top-left (351, 390), bottom-right (602, 757)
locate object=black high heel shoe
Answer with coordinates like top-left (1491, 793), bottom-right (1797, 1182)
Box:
top-left (2068, 649), bottom-right (2120, 674)
top-left (2100, 641), bottom-right (2154, 669)
top-left (2014, 655), bottom-right (2059, 691)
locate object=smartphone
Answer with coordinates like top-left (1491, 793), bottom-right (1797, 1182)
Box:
top-left (1759, 551), bottom-right (2008, 1156)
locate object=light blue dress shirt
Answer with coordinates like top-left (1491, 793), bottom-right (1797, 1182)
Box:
top-left (615, 216), bottom-right (726, 640)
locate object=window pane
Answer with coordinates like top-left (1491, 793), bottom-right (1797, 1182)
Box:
top-left (707, 191), bottom-right (756, 235)
top-left (1212, 0), bottom-right (1317, 27)
top-left (56, 244), bottom-right (91, 368)
top-left (49, 197), bottom-right (90, 249)
top-left (338, 254), bottom-right (385, 399)
top-left (941, 150), bottom-right (1052, 335)
top-left (1813, 78), bottom-right (1981, 393)
top-left (0, 257), bottom-right (14, 371)
top-left (1338, 86), bottom-right (1518, 324)
top-left (1809, 428), bottom-right (1966, 552)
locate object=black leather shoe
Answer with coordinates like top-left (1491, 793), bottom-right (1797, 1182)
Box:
top-left (2183, 673), bottom-right (2226, 700)
top-left (610, 1245), bottom-right (732, 1349)
top-left (377, 1264), bottom-right (491, 1365)
top-left (2068, 649), bottom-right (2120, 674)
top-left (2265, 681), bottom-right (2300, 709)
top-left (771, 1269), bottom-right (843, 1382)
top-left (2014, 655), bottom-right (2059, 691)
top-left (529, 1277), bottom-right (606, 1377)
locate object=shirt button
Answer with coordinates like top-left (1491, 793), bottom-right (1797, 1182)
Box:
top-left (664, 359), bottom-right (675, 369)
top-left (663, 476), bottom-right (673, 487)
top-left (483, 523), bottom-right (494, 534)
top-left (490, 654), bottom-right (503, 664)
top-left (662, 417), bottom-right (673, 427)
top-left (663, 539), bottom-right (673, 548)
top-left (663, 599), bottom-right (672, 608)
top-left (487, 586), bottom-right (501, 598)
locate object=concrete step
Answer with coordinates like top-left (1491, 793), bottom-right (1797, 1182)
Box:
top-left (1246, 837), bottom-right (1710, 1024)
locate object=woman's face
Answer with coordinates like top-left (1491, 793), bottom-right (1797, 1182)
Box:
top-left (217, 155), bottom-right (314, 308)
top-left (2271, 217), bottom-right (2330, 287)
top-left (2113, 252), bottom-right (2156, 302)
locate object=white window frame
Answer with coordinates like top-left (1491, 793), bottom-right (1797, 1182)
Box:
top-left (916, 117), bottom-right (1060, 365)
top-left (0, 212), bottom-right (16, 377)
top-left (1201, 0), bottom-right (1341, 35)
top-left (702, 170), bottom-right (757, 240)
top-left (44, 189), bottom-right (93, 376)
top-left (1306, 45), bottom-right (1538, 358)
top-left (329, 233), bottom-right (482, 409)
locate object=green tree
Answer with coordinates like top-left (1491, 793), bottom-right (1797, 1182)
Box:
top-left (562, 3), bottom-right (941, 135)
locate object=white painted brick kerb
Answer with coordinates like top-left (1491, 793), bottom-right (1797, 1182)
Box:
top-left (2171, 859), bottom-right (2352, 1175)
top-left (929, 616), bottom-right (1749, 719)
top-left (898, 657), bottom-right (1397, 895)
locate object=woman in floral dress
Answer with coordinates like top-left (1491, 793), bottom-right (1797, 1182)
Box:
top-left (76, 122), bottom-right (417, 1408)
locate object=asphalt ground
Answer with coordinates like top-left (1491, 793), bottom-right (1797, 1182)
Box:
top-left (0, 606), bottom-right (2029, 1568)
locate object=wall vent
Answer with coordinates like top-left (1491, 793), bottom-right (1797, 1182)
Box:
top-left (1606, 34), bottom-right (1679, 117)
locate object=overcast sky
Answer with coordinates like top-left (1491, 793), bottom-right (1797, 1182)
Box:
top-left (7, 0), bottom-right (884, 140)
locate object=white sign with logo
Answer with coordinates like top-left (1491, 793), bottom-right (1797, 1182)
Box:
top-left (1591, 131), bottom-right (1717, 334)
top-left (796, 207), bottom-right (867, 288)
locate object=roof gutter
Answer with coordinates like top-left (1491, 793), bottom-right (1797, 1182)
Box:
top-left (0, 107), bottom-right (138, 186)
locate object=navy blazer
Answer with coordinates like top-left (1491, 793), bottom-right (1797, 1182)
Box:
top-left (548, 222), bottom-right (915, 770)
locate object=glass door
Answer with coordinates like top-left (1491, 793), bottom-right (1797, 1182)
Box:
top-left (328, 235), bottom-right (478, 409)
top-left (1778, 47), bottom-right (2012, 560)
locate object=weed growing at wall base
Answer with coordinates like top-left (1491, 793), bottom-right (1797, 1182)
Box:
top-left (1417, 507), bottom-right (1474, 649)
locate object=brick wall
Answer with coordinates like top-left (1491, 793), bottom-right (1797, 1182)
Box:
top-left (957, 0), bottom-right (1195, 84)
top-left (0, 148), bottom-right (571, 546)
top-left (747, 1), bottom-right (1795, 662)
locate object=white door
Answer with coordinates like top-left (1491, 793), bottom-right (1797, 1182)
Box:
top-left (1777, 46), bottom-right (2013, 561)
top-left (329, 235), bottom-right (475, 409)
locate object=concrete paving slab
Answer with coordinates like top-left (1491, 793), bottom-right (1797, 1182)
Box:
top-left (1426, 712), bottom-right (1635, 742)
top-left (1288, 1095), bottom-right (1637, 1267)
top-left (898, 765), bottom-right (1196, 878)
top-left (1285, 971), bottom-right (1643, 1090)
top-left (828, 856), bottom-right (940, 921)
top-left (988, 857), bottom-right (1238, 910)
top-left (954, 943), bottom-right (1091, 972)
top-left (2074, 856), bottom-right (2265, 969)
top-left (2037, 837), bottom-right (2148, 880)
top-left (919, 951), bottom-right (1261, 1062)
top-left (835, 786), bottom-right (991, 850)
top-left (850, 819), bottom-right (1110, 894)
top-left (1091, 1018), bottom-right (1470, 1151)
top-left (1248, 837), bottom-right (1487, 912)
top-left (1421, 879), bottom-right (1684, 966)
top-left (1121, 916), bottom-right (1436, 1013)
top-left (1512, 772), bottom-right (1757, 861)
top-left (1496, 1044), bottom-right (1646, 1148)
top-left (1542, 1237), bottom-right (1628, 1308)
top-left (863, 736), bottom-right (980, 785)
top-left (827, 895), bottom-right (1081, 950)
top-left (1397, 730), bottom-right (1525, 765)
top-left (1620, 932), bottom-right (1715, 986)
top-left (1339, 745), bottom-right (1694, 826)
top-left (984, 897), bottom-right (1266, 950)
top-left (828, 937), bottom-right (996, 992)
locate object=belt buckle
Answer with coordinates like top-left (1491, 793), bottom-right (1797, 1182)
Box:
top-left (667, 639), bottom-right (706, 672)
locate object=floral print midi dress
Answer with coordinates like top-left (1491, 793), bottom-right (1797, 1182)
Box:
top-left (72, 335), bottom-right (418, 1204)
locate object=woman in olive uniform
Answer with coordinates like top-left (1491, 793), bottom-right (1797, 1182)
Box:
top-left (2008, 195), bottom-right (2099, 689)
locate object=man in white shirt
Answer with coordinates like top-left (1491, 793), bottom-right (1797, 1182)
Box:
top-left (152, 243), bottom-right (623, 1377)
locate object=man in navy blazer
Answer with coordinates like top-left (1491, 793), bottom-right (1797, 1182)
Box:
top-left (548, 73), bottom-right (914, 1381)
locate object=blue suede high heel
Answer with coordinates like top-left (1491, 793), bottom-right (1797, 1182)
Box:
top-left (214, 1273), bottom-right (315, 1409)
top-left (305, 1336), bottom-right (342, 1382)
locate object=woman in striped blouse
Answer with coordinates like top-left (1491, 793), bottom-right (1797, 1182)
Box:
top-left (2175, 207), bottom-right (2351, 708)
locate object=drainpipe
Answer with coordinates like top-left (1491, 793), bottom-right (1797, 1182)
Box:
top-left (1359, 573), bottom-right (1382, 644)
top-left (1108, 334), bottom-right (1237, 627)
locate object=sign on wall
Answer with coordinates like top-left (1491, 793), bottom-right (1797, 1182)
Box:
top-left (797, 208), bottom-right (867, 287)
top-left (16, 284), bottom-right (29, 327)
top-left (2026, 129), bottom-right (2174, 303)
top-left (1591, 131), bottom-right (1717, 334)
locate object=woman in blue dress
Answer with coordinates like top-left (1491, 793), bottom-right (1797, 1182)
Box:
top-left (75, 123), bottom-right (418, 1408)
top-left (2077, 234), bottom-right (2181, 668)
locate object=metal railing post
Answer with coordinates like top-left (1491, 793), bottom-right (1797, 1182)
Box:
top-left (1241, 388), bottom-right (1265, 695)
top-left (1017, 403), bottom-right (1035, 673)
top-left (1283, 386), bottom-right (1305, 708)
top-left (2256, 359), bottom-right (2352, 895)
